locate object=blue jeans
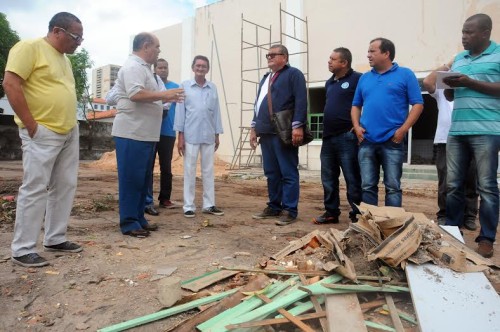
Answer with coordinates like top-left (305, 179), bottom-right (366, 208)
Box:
top-left (260, 134), bottom-right (299, 217)
top-left (434, 144), bottom-right (478, 222)
top-left (446, 135), bottom-right (500, 243)
top-left (321, 132), bottom-right (361, 219)
top-left (358, 140), bottom-right (404, 207)
top-left (114, 137), bottom-right (156, 233)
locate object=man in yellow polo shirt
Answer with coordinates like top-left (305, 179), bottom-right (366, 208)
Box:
top-left (3, 12), bottom-right (84, 267)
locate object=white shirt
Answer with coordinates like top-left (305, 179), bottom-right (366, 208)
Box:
top-left (254, 74), bottom-right (271, 118)
top-left (431, 89), bottom-right (453, 144)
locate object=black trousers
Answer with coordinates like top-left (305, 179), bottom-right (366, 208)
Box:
top-left (156, 135), bottom-right (176, 202)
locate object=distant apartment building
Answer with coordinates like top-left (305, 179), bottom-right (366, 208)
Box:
top-left (91, 64), bottom-right (121, 99)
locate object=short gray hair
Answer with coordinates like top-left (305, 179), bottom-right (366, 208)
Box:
top-left (133, 32), bottom-right (155, 52)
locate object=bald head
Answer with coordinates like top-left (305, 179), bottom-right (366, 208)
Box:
top-left (132, 32), bottom-right (157, 52)
top-left (466, 13), bottom-right (492, 32)
top-left (462, 13), bottom-right (492, 55)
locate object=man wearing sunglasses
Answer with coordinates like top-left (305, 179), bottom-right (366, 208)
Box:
top-left (3, 12), bottom-right (84, 267)
top-left (250, 44), bottom-right (307, 226)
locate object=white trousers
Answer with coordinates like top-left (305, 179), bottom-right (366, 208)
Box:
top-left (183, 142), bottom-right (215, 212)
top-left (11, 124), bottom-right (79, 257)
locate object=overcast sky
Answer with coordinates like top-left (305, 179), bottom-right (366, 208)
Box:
top-left (1, 0), bottom-right (218, 69)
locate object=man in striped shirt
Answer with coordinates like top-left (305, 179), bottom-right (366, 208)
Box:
top-left (443, 13), bottom-right (500, 258)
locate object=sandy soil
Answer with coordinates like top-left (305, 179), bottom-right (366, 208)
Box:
top-left (0, 158), bottom-right (498, 331)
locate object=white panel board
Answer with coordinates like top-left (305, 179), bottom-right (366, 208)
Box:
top-left (406, 226), bottom-right (500, 332)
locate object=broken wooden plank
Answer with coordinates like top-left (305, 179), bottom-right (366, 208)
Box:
top-left (384, 295), bottom-right (404, 332)
top-left (381, 305), bottom-right (417, 325)
top-left (225, 311), bottom-right (326, 329)
top-left (170, 274), bottom-right (270, 332)
top-left (321, 283), bottom-right (409, 293)
top-left (222, 274), bottom-right (343, 328)
top-left (299, 274), bottom-right (327, 332)
top-left (406, 226), bottom-right (500, 332)
top-left (221, 266), bottom-right (330, 277)
top-left (271, 230), bottom-right (319, 260)
top-left (360, 299), bottom-right (389, 313)
top-left (181, 269), bottom-right (221, 285)
top-left (181, 269), bottom-right (239, 292)
top-left (197, 277), bottom-right (300, 331)
top-left (97, 288), bottom-right (238, 332)
top-left (275, 297), bottom-right (325, 317)
top-left (325, 293), bottom-right (367, 332)
top-left (364, 321), bottom-right (396, 332)
top-left (256, 294), bottom-right (316, 332)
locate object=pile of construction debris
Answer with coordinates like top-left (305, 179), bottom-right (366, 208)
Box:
top-left (98, 204), bottom-right (499, 332)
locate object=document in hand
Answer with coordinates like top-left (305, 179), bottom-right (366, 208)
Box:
top-left (436, 71), bottom-right (460, 89)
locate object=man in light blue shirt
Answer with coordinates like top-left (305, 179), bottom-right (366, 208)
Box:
top-left (174, 55), bottom-right (224, 218)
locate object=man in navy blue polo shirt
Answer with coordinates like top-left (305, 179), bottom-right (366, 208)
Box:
top-left (351, 38), bottom-right (423, 207)
top-left (313, 47), bottom-right (362, 224)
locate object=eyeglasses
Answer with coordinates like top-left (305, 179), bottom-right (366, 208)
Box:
top-left (266, 53), bottom-right (284, 59)
top-left (56, 27), bottom-right (84, 43)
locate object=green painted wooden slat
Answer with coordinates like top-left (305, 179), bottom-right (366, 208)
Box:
top-left (221, 274), bottom-right (344, 328)
top-left (275, 296), bottom-right (325, 318)
top-left (198, 276), bottom-right (300, 331)
top-left (181, 269), bottom-right (221, 285)
top-left (321, 283), bottom-right (410, 293)
top-left (364, 320), bottom-right (396, 331)
top-left (97, 288), bottom-right (238, 332)
top-left (381, 304), bottom-right (418, 325)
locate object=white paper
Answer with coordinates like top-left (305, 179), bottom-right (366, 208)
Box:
top-left (436, 71), bottom-right (460, 89)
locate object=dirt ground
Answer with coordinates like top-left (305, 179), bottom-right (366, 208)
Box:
top-left (0, 157), bottom-right (499, 331)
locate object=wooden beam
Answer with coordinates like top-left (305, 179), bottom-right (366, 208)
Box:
top-left (299, 274), bottom-right (327, 332)
top-left (321, 283), bottom-right (409, 293)
top-left (222, 274), bottom-right (343, 328)
top-left (198, 276), bottom-right (299, 331)
top-left (181, 270), bottom-right (239, 292)
top-left (97, 288), bottom-right (238, 332)
top-left (170, 274), bottom-right (270, 332)
top-left (255, 294), bottom-right (316, 332)
top-left (221, 266), bottom-right (330, 277)
top-left (385, 295), bottom-right (404, 332)
top-left (225, 311), bottom-right (326, 329)
top-left (325, 293), bottom-right (367, 332)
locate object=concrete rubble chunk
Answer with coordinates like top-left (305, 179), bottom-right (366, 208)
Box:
top-left (158, 277), bottom-right (182, 307)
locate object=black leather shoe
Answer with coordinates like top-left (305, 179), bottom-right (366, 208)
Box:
top-left (144, 205), bottom-right (159, 216)
top-left (143, 223), bottom-right (159, 231)
top-left (124, 229), bottom-right (150, 238)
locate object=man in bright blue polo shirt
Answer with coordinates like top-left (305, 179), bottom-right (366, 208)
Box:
top-left (442, 13), bottom-right (500, 258)
top-left (351, 38), bottom-right (423, 207)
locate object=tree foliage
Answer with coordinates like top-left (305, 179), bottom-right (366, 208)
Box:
top-left (68, 48), bottom-right (94, 105)
top-left (0, 12), bottom-right (20, 98)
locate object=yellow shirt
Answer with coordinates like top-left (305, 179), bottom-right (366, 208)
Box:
top-left (6, 38), bottom-right (77, 134)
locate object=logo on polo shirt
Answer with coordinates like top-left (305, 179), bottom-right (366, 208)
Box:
top-left (341, 82), bottom-right (349, 89)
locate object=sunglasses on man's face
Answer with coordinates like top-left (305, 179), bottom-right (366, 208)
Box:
top-left (266, 53), bottom-right (284, 60)
top-left (56, 27), bottom-right (84, 43)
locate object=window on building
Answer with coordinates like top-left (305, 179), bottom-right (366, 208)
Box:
top-left (308, 87), bottom-right (326, 140)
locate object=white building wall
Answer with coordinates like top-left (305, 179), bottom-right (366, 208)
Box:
top-left (154, 0), bottom-right (500, 170)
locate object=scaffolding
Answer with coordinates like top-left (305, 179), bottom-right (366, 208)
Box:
top-left (230, 4), bottom-right (310, 170)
